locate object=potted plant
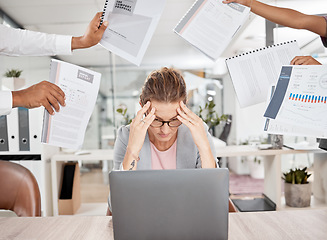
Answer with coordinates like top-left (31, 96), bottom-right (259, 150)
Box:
top-left (2, 69), bottom-right (25, 90)
top-left (283, 167), bottom-right (312, 207)
top-left (198, 101), bottom-right (228, 133)
top-left (116, 104), bottom-right (133, 125)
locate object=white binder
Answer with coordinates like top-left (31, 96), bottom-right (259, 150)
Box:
top-left (6, 108), bottom-right (19, 152)
top-left (29, 107), bottom-right (43, 153)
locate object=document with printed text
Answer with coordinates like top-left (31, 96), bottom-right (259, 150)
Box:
top-left (100, 0), bottom-right (166, 66)
top-left (264, 65), bottom-right (327, 138)
top-left (264, 85), bottom-right (322, 138)
top-left (226, 40), bottom-right (301, 108)
top-left (174, 0), bottom-right (250, 60)
top-left (41, 59), bottom-right (101, 149)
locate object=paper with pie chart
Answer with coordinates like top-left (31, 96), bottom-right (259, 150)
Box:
top-left (264, 65), bottom-right (327, 138)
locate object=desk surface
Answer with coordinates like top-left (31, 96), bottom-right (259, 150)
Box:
top-left (1, 209), bottom-right (326, 240)
top-left (51, 149), bottom-right (114, 161)
top-left (216, 145), bottom-right (324, 157)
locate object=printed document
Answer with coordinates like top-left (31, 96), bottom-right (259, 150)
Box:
top-left (264, 65), bottom-right (327, 138)
top-left (100, 0), bottom-right (166, 66)
top-left (42, 59), bottom-right (101, 149)
top-left (264, 85), bottom-right (322, 137)
top-left (226, 41), bottom-right (301, 108)
top-left (174, 0), bottom-right (250, 60)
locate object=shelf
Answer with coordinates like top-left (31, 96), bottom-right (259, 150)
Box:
top-left (280, 195), bottom-right (327, 211)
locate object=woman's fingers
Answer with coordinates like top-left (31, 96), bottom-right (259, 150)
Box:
top-left (141, 107), bottom-right (156, 127)
top-left (178, 101), bottom-right (201, 124)
top-left (135, 101), bottom-right (151, 121)
top-left (176, 106), bottom-right (195, 124)
top-left (176, 114), bottom-right (192, 128)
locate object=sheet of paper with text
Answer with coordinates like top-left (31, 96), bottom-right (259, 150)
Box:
top-left (174, 0), bottom-right (250, 60)
top-left (264, 65), bottom-right (327, 138)
top-left (41, 59), bottom-right (101, 149)
top-left (263, 85), bottom-right (322, 138)
top-left (226, 41), bottom-right (301, 108)
top-left (100, 0), bottom-right (166, 66)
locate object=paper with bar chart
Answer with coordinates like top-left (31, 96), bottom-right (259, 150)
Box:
top-left (264, 65), bottom-right (327, 138)
top-left (263, 85), bottom-right (323, 137)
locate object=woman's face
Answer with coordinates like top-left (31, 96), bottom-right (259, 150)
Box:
top-left (147, 100), bottom-right (181, 143)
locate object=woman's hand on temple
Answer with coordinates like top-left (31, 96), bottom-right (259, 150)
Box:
top-left (176, 101), bottom-right (211, 151)
top-left (126, 101), bottom-right (156, 158)
top-left (176, 101), bottom-right (216, 168)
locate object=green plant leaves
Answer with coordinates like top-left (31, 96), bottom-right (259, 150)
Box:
top-left (197, 101), bottom-right (227, 128)
top-left (282, 167), bottom-right (311, 184)
top-left (4, 69), bottom-right (23, 78)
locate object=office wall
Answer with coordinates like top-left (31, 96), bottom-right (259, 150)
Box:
top-left (0, 55), bottom-right (51, 87)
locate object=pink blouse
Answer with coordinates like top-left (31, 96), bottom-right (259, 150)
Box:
top-left (150, 140), bottom-right (177, 170)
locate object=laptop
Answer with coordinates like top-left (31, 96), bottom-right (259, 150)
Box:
top-left (109, 168), bottom-right (229, 240)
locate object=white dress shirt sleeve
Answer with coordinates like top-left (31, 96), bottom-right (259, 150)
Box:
top-left (0, 91), bottom-right (13, 116)
top-left (0, 24), bottom-right (72, 56)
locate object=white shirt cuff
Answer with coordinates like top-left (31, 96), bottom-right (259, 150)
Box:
top-left (55, 35), bottom-right (73, 55)
top-left (0, 91), bottom-right (13, 115)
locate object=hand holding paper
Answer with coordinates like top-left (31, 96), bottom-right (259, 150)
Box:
top-left (42, 60), bottom-right (101, 149)
top-left (12, 81), bottom-right (66, 115)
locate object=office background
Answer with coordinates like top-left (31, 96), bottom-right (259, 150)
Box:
top-left (0, 0), bottom-right (326, 216)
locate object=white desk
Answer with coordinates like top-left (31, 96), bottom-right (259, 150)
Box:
top-left (216, 145), bottom-right (326, 208)
top-left (1, 209), bottom-right (326, 239)
top-left (51, 149), bottom-right (114, 216)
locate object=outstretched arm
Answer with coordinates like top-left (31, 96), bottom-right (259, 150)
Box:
top-left (0, 12), bottom-right (108, 56)
top-left (222, 0), bottom-right (327, 37)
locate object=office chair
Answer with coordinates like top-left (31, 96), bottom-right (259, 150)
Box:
top-left (218, 114), bottom-right (232, 168)
top-left (218, 114), bottom-right (232, 143)
top-left (0, 160), bottom-right (41, 217)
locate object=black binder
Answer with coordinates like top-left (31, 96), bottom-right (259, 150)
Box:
top-left (0, 115), bottom-right (9, 151)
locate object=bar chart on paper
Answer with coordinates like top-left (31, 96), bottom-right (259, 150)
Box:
top-left (264, 65), bottom-right (327, 138)
top-left (288, 93), bottom-right (327, 103)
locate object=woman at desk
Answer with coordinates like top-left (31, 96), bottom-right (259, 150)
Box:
top-left (113, 67), bottom-right (217, 171)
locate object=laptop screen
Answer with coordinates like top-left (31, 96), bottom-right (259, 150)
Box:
top-left (109, 168), bottom-right (229, 240)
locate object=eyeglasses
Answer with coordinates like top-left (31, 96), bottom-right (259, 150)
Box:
top-left (150, 118), bottom-right (182, 128)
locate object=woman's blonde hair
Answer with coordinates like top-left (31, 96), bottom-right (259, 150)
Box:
top-left (140, 67), bottom-right (187, 105)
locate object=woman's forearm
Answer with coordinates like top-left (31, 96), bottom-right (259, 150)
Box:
top-left (198, 145), bottom-right (217, 168)
top-left (122, 147), bottom-right (140, 170)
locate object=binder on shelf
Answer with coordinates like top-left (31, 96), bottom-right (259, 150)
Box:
top-left (29, 108), bottom-right (43, 153)
top-left (6, 108), bottom-right (19, 152)
top-left (0, 115), bottom-right (9, 151)
top-left (225, 40), bottom-right (302, 108)
top-left (18, 107), bottom-right (30, 151)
